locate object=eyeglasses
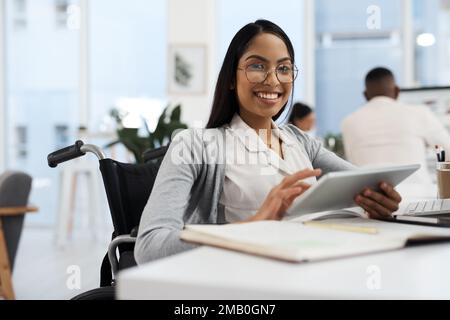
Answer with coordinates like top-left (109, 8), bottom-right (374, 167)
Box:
top-left (237, 63), bottom-right (298, 84)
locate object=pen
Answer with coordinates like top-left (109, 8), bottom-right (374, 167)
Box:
top-left (436, 145), bottom-right (443, 162)
top-left (303, 221), bottom-right (378, 235)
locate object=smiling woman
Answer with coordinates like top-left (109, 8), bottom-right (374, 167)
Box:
top-left (207, 21), bottom-right (297, 129)
top-left (235, 33), bottom-right (296, 125)
top-left (134, 20), bottom-right (403, 263)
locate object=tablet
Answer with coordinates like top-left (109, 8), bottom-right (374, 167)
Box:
top-left (288, 164), bottom-right (420, 216)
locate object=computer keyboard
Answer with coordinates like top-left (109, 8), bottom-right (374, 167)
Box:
top-left (403, 199), bottom-right (450, 216)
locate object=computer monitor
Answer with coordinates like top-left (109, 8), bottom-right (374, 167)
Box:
top-left (399, 86), bottom-right (450, 183)
top-left (399, 86), bottom-right (450, 129)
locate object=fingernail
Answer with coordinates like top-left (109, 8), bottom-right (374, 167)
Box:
top-left (364, 190), bottom-right (371, 196)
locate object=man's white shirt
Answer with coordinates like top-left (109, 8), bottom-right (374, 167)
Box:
top-left (341, 96), bottom-right (450, 184)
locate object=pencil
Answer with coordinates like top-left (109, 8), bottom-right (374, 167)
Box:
top-left (303, 221), bottom-right (378, 234)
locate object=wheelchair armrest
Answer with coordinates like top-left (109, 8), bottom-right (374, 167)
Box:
top-left (130, 226), bottom-right (139, 238)
top-left (108, 234), bottom-right (136, 280)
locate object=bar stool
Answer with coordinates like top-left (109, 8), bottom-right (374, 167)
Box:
top-left (54, 155), bottom-right (103, 248)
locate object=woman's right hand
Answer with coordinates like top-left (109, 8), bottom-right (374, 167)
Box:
top-left (245, 169), bottom-right (322, 222)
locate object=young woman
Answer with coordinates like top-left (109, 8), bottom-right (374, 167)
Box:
top-left (135, 20), bottom-right (402, 263)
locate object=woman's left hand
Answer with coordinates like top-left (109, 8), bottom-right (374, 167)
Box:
top-left (354, 182), bottom-right (402, 219)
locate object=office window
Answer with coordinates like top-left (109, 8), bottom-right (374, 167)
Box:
top-left (89, 0), bottom-right (167, 137)
top-left (15, 125), bottom-right (27, 159)
top-left (54, 0), bottom-right (68, 28)
top-left (12, 0), bottom-right (27, 30)
top-left (413, 0), bottom-right (450, 86)
top-left (5, 0), bottom-right (80, 225)
top-left (54, 124), bottom-right (69, 149)
top-left (315, 0), bottom-right (404, 136)
top-left (54, 0), bottom-right (80, 30)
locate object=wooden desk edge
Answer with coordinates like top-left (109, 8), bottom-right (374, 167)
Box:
top-left (0, 206), bottom-right (38, 216)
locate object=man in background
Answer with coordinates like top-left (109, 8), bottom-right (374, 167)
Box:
top-left (289, 102), bottom-right (316, 134)
top-left (341, 67), bottom-right (450, 184)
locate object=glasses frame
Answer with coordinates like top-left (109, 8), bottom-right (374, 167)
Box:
top-left (237, 64), bottom-right (299, 84)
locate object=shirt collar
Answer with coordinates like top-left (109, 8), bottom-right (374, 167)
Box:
top-left (227, 114), bottom-right (295, 152)
top-left (274, 124), bottom-right (295, 146)
top-left (368, 96), bottom-right (397, 104)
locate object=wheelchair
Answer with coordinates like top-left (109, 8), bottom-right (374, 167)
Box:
top-left (47, 141), bottom-right (168, 300)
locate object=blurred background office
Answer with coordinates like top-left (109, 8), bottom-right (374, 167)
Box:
top-left (0, 0), bottom-right (449, 299)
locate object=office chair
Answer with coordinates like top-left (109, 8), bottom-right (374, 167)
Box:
top-left (0, 171), bottom-right (33, 300)
top-left (47, 141), bottom-right (168, 300)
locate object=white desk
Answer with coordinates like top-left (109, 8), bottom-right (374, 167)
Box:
top-left (117, 183), bottom-right (450, 300)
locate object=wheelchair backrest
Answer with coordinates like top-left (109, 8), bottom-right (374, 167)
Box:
top-left (99, 148), bottom-right (167, 236)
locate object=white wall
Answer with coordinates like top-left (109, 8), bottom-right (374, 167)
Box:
top-left (167, 0), bottom-right (217, 127)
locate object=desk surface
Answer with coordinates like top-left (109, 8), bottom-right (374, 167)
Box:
top-left (117, 244), bottom-right (450, 300)
top-left (117, 183), bottom-right (449, 300)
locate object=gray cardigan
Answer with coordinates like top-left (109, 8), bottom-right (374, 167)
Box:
top-left (134, 124), bottom-right (355, 264)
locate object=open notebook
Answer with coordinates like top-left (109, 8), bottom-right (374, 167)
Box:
top-left (180, 211), bottom-right (450, 263)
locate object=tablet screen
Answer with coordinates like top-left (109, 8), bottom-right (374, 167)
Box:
top-left (287, 164), bottom-right (420, 217)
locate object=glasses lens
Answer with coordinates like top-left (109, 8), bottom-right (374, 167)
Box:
top-left (277, 65), bottom-right (297, 83)
top-left (292, 67), bottom-right (298, 81)
top-left (244, 65), bottom-right (298, 83)
top-left (277, 73), bottom-right (291, 83)
top-left (246, 69), bottom-right (265, 83)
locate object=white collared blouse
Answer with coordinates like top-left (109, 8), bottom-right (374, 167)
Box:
top-left (219, 114), bottom-right (317, 222)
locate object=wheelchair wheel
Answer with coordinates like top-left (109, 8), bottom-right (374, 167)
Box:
top-left (71, 286), bottom-right (115, 300)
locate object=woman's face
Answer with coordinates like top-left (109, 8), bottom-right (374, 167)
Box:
top-left (236, 32), bottom-right (293, 120)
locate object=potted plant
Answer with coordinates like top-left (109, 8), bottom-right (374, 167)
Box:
top-left (107, 104), bottom-right (188, 163)
top-left (323, 133), bottom-right (346, 159)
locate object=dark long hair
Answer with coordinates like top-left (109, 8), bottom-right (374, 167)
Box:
top-left (206, 19), bottom-right (296, 129)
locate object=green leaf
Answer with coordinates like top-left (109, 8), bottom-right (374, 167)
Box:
top-left (104, 140), bottom-right (120, 149)
top-left (170, 104), bottom-right (182, 122)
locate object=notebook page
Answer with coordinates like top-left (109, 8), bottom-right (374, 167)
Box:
top-left (182, 221), bottom-right (404, 262)
top-left (284, 206), bottom-right (367, 223)
top-left (309, 217), bottom-right (450, 240)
